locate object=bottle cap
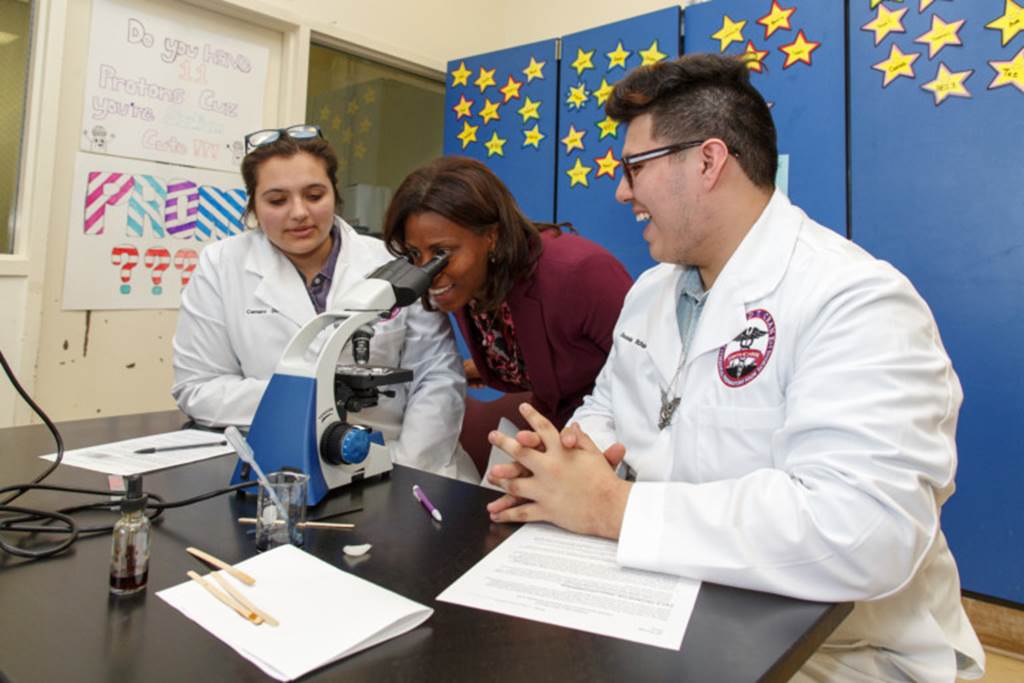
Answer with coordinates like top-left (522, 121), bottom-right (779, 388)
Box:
top-left (121, 474), bottom-right (148, 513)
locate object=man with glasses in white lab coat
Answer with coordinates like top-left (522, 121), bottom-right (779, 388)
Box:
top-left (486, 54), bottom-right (984, 682)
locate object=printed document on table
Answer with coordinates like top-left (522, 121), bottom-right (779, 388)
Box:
top-left (159, 545), bottom-right (432, 681)
top-left (40, 429), bottom-right (234, 475)
top-left (437, 523), bottom-right (700, 650)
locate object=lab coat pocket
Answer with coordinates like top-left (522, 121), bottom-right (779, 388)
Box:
top-left (695, 404), bottom-right (785, 479)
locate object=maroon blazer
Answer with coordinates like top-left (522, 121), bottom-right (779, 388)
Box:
top-left (455, 230), bottom-right (632, 429)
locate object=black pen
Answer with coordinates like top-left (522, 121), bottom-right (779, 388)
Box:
top-left (133, 440), bottom-right (228, 454)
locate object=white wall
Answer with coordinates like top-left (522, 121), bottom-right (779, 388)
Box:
top-left (6, 0), bottom-right (687, 427)
top-left (497, 0), bottom-right (695, 49)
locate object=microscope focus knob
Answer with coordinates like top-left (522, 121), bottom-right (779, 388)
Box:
top-left (321, 423), bottom-right (371, 465)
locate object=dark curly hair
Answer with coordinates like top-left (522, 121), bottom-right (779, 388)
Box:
top-left (606, 53), bottom-right (777, 188)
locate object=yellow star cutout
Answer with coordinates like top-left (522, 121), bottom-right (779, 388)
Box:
top-left (484, 131), bottom-right (507, 157)
top-left (341, 127), bottom-right (353, 144)
top-left (338, 157), bottom-right (348, 171)
top-left (594, 148), bottom-right (620, 179)
top-left (985, 0), bottom-right (1024, 46)
top-left (987, 47), bottom-right (1024, 93)
top-left (474, 67), bottom-right (496, 92)
top-left (607, 41), bottom-right (631, 69)
top-left (872, 43), bottom-right (920, 87)
top-left (861, 4), bottom-right (908, 46)
top-left (571, 48), bottom-right (595, 76)
top-left (566, 83), bottom-right (589, 110)
top-left (479, 99), bottom-right (501, 124)
top-left (452, 95), bottom-right (474, 119)
top-left (711, 16), bottom-right (746, 52)
top-left (779, 30), bottom-right (821, 68)
top-left (347, 100), bottom-right (360, 114)
top-left (869, 0), bottom-right (904, 8)
top-left (757, 1), bottom-right (796, 39)
top-left (517, 97), bottom-right (541, 122)
top-left (922, 62), bottom-right (973, 104)
top-left (358, 117), bottom-right (372, 133)
top-left (594, 78), bottom-right (615, 106)
top-left (523, 124), bottom-right (545, 149)
top-left (561, 125), bottom-right (585, 154)
top-left (354, 142), bottom-right (366, 160)
top-left (363, 89), bottom-right (376, 104)
top-left (914, 15), bottom-right (965, 59)
top-left (331, 114), bottom-right (342, 130)
top-left (523, 56), bottom-right (545, 82)
top-left (742, 41), bottom-right (769, 73)
top-left (640, 40), bottom-right (668, 65)
top-left (499, 75), bottom-right (523, 103)
top-left (596, 116), bottom-right (620, 139)
top-left (451, 61), bottom-right (472, 87)
top-left (319, 105), bottom-right (330, 122)
top-left (457, 121), bottom-right (478, 149)
top-left (919, 0), bottom-right (935, 10)
top-left (566, 158), bottom-right (592, 188)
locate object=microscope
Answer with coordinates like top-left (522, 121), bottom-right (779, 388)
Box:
top-left (230, 253), bottom-right (449, 505)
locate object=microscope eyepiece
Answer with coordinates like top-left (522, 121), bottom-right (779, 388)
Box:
top-left (420, 252), bottom-right (450, 280)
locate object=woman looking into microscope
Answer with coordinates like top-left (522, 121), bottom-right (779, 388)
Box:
top-left (382, 156), bottom-right (632, 473)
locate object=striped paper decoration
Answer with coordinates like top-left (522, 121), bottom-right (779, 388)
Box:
top-left (128, 174), bottom-right (167, 238)
top-left (164, 179), bottom-right (199, 238)
top-left (198, 186), bottom-right (246, 241)
top-left (85, 172), bottom-right (134, 235)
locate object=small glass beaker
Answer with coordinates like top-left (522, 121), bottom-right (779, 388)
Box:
top-left (255, 470), bottom-right (308, 551)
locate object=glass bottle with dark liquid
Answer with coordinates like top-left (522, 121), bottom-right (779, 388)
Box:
top-left (110, 474), bottom-right (150, 595)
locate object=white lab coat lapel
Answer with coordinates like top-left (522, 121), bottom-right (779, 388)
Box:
top-left (687, 190), bottom-right (800, 363)
top-left (247, 230), bottom-right (315, 328)
top-left (326, 219), bottom-right (372, 311)
top-left (642, 266), bottom-right (685, 387)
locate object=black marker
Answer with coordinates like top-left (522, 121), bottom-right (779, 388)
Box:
top-left (133, 440), bottom-right (227, 454)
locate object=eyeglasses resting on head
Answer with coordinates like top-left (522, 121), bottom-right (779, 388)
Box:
top-left (620, 140), bottom-right (741, 188)
top-left (244, 124), bottom-right (323, 152)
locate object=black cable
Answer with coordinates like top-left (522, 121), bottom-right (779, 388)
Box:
top-left (0, 348), bottom-right (256, 560)
top-left (0, 349), bottom-right (64, 507)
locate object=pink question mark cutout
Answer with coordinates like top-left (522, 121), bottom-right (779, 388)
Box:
top-left (173, 248), bottom-right (199, 287)
top-left (110, 245), bottom-right (140, 294)
top-left (143, 247), bottom-right (172, 295)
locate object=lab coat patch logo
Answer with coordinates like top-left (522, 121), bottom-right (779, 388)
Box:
top-left (718, 309), bottom-right (776, 387)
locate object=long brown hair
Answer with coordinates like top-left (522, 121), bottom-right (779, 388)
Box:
top-left (382, 156), bottom-right (565, 312)
top-left (240, 135), bottom-right (343, 223)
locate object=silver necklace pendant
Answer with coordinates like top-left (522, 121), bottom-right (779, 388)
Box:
top-left (658, 391), bottom-right (681, 430)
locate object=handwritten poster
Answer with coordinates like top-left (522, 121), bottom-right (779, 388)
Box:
top-left (62, 153), bottom-right (247, 310)
top-left (80, 0), bottom-right (268, 172)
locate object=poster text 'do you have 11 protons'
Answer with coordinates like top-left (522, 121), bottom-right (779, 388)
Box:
top-left (81, 0), bottom-right (269, 173)
top-left (62, 154), bottom-right (246, 311)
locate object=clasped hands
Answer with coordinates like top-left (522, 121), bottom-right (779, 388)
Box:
top-left (485, 403), bottom-right (632, 540)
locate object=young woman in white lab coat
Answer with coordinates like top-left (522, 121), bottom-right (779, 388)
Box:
top-left (171, 126), bottom-right (477, 481)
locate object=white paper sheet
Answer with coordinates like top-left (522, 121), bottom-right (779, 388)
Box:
top-left (40, 429), bottom-right (234, 475)
top-left (437, 523), bottom-right (700, 650)
top-left (479, 417), bottom-right (518, 491)
top-left (159, 545), bottom-right (432, 681)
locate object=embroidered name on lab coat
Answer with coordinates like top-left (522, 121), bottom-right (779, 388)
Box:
top-left (619, 332), bottom-right (647, 349)
top-left (245, 308), bottom-right (274, 315)
top-left (718, 309), bottom-right (776, 387)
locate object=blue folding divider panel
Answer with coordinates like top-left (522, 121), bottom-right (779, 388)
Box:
top-left (444, 39), bottom-right (559, 223)
top-left (555, 7), bottom-right (682, 278)
top-left (849, 0), bottom-right (1023, 603)
top-left (684, 0), bottom-right (847, 235)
